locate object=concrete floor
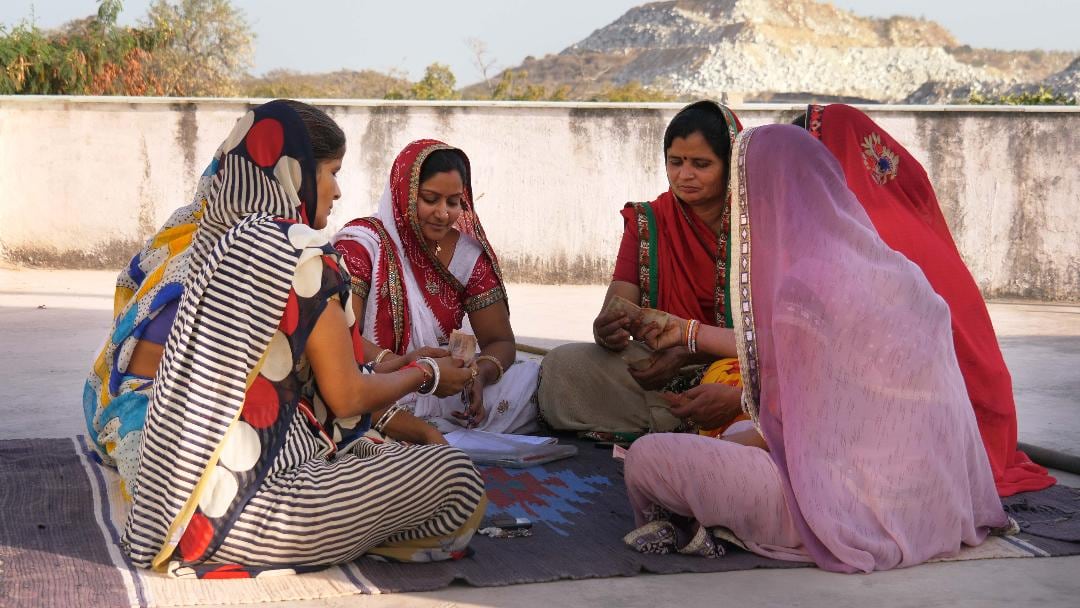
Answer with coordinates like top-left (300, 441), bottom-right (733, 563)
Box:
top-left (2, 267), bottom-right (1079, 607)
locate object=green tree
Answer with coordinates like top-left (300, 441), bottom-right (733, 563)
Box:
top-left (970, 86), bottom-right (1077, 106)
top-left (142, 0), bottom-right (254, 96)
top-left (490, 70), bottom-right (570, 101)
top-left (0, 0), bottom-right (167, 95)
top-left (405, 63), bottom-right (459, 100)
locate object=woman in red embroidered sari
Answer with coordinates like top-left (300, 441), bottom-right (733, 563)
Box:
top-left (799, 104), bottom-right (1054, 497)
top-left (540, 101), bottom-right (753, 438)
top-left (333, 140), bottom-right (540, 435)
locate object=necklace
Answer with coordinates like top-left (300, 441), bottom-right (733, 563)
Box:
top-left (433, 240), bottom-right (442, 255)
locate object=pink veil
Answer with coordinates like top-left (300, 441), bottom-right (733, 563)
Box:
top-left (730, 125), bottom-right (1008, 572)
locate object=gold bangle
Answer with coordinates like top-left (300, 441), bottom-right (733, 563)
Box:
top-left (473, 354), bottom-right (505, 384)
top-left (373, 349), bottom-right (392, 365)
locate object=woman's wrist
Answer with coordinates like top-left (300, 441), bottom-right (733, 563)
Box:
top-left (474, 354), bottom-right (505, 384)
top-left (684, 319), bottom-right (700, 354)
top-left (373, 355), bottom-right (404, 374)
top-left (400, 360), bottom-right (432, 391)
top-left (413, 357), bottom-right (440, 395)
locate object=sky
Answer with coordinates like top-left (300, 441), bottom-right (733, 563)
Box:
top-left (2, 1), bottom-right (1077, 84)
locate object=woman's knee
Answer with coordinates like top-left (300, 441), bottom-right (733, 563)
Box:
top-left (624, 434), bottom-right (669, 485)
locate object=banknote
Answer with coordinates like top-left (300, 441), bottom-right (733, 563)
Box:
top-left (620, 340), bottom-right (655, 371)
top-left (449, 330), bottom-right (478, 361)
top-left (602, 294), bottom-right (642, 321)
top-left (638, 307), bottom-right (672, 332)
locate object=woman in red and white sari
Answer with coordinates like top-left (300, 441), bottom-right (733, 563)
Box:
top-left (333, 140), bottom-right (539, 435)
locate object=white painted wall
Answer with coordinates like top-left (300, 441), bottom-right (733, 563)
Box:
top-left (1, 97), bottom-right (1077, 300)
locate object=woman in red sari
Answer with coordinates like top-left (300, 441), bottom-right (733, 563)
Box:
top-left (333, 140), bottom-right (539, 435)
top-left (799, 103), bottom-right (1055, 496)
top-left (540, 101), bottom-right (753, 438)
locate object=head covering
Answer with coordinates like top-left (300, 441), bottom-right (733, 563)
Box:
top-left (334, 140), bottom-right (506, 354)
top-left (804, 103), bottom-right (1053, 497)
top-left (84, 100), bottom-right (317, 492)
top-left (621, 100), bottom-right (742, 327)
top-left (730, 124), bottom-right (1007, 572)
top-left (121, 101), bottom-right (354, 570)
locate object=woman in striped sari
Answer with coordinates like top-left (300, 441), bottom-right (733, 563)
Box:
top-left (95, 100), bottom-right (485, 576)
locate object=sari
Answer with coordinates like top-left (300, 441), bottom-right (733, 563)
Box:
top-left (624, 125), bottom-right (1009, 572)
top-left (333, 140), bottom-right (539, 435)
top-left (613, 102), bottom-right (744, 327)
top-left (805, 103), bottom-right (1054, 497)
top-left (84, 138), bottom-right (220, 497)
top-left (540, 101), bottom-right (744, 435)
top-left (120, 102), bottom-right (485, 575)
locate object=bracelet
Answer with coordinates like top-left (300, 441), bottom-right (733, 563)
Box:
top-left (473, 354), bottom-right (505, 384)
top-left (686, 319), bottom-right (700, 354)
top-left (373, 404), bottom-right (404, 433)
top-left (401, 361), bottom-right (431, 391)
top-left (414, 356), bottom-right (440, 396)
top-left (373, 349), bottom-right (393, 365)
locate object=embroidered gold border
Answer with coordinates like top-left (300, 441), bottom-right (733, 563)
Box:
top-left (632, 203), bottom-right (653, 308)
top-left (807, 104), bottom-right (825, 139)
top-left (713, 204), bottom-right (731, 328)
top-left (349, 275), bottom-right (370, 300)
top-left (464, 285), bottom-right (508, 313)
top-left (365, 219), bottom-right (408, 353)
top-left (729, 127), bottom-right (761, 426)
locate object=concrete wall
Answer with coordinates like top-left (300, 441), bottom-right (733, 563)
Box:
top-left (1, 96), bottom-right (1077, 300)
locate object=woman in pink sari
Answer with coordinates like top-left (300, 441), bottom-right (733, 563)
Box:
top-left (623, 125), bottom-right (1010, 572)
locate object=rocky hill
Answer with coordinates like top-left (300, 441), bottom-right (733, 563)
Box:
top-left (485, 0), bottom-right (1075, 103)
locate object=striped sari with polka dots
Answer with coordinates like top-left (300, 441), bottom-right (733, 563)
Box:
top-left (121, 101), bottom-right (485, 577)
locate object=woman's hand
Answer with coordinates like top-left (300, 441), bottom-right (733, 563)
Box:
top-left (634, 313), bottom-right (688, 351)
top-left (431, 356), bottom-right (471, 396)
top-left (406, 346), bottom-right (450, 363)
top-left (661, 384), bottom-right (742, 430)
top-left (420, 425), bottom-right (449, 445)
top-left (593, 309), bottom-right (631, 351)
top-left (380, 408), bottom-right (449, 445)
top-left (452, 375), bottom-right (487, 428)
top-left (628, 346), bottom-right (689, 390)
top-left (375, 346), bottom-right (452, 374)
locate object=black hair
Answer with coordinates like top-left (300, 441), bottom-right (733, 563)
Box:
top-left (663, 100), bottom-right (732, 164)
top-left (419, 148), bottom-right (469, 186)
top-left (277, 99), bottom-right (346, 162)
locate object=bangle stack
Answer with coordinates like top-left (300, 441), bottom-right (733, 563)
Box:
top-left (373, 349), bottom-right (393, 365)
top-left (373, 404), bottom-right (404, 433)
top-left (414, 356), bottom-right (440, 395)
top-left (473, 354), bottom-right (505, 384)
top-left (685, 319), bottom-right (700, 354)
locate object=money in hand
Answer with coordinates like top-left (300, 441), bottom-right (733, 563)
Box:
top-left (603, 295), bottom-right (643, 322)
top-left (449, 330), bottom-right (478, 362)
top-left (638, 307), bottom-right (672, 333)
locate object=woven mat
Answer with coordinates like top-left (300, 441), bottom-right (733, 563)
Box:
top-left (2, 436), bottom-right (1077, 607)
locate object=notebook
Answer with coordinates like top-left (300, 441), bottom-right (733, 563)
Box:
top-left (444, 429), bottom-right (578, 468)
